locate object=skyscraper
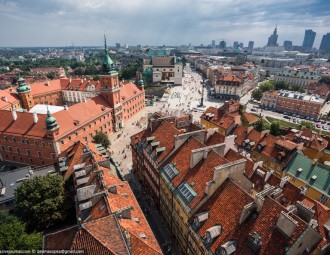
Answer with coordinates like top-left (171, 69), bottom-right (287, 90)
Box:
top-left (267, 26), bottom-right (278, 46)
top-left (238, 42), bottom-right (243, 49)
top-left (319, 33), bottom-right (330, 51)
top-left (248, 41), bottom-right (254, 50)
top-left (233, 41), bottom-right (238, 49)
top-left (283, 40), bottom-right (293, 50)
top-left (219, 40), bottom-right (226, 49)
top-left (302, 29), bottom-right (316, 51)
top-left (212, 40), bottom-right (215, 47)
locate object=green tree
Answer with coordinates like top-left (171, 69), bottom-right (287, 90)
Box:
top-left (319, 76), bottom-right (330, 85)
top-left (254, 119), bottom-right (266, 132)
top-left (252, 89), bottom-right (263, 101)
top-left (0, 211), bottom-right (41, 250)
top-left (14, 174), bottom-right (65, 231)
top-left (93, 131), bottom-right (110, 149)
top-left (270, 121), bottom-right (281, 136)
top-left (46, 71), bottom-right (55, 80)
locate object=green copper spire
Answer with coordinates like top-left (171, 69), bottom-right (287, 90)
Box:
top-left (16, 74), bottom-right (31, 93)
top-left (45, 105), bottom-right (59, 131)
top-left (101, 34), bottom-right (117, 75)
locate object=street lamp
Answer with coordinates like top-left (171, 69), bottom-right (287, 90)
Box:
top-left (200, 80), bottom-right (204, 107)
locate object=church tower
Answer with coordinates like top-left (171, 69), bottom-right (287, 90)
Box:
top-left (99, 35), bottom-right (123, 131)
top-left (16, 76), bottom-right (34, 111)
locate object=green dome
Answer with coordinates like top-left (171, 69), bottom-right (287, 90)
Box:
top-left (45, 108), bottom-right (59, 131)
top-left (137, 79), bottom-right (144, 86)
top-left (16, 76), bottom-right (31, 93)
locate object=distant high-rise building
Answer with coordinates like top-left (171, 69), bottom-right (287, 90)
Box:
top-left (267, 26), bottom-right (278, 46)
top-left (233, 41), bottom-right (238, 49)
top-left (212, 40), bottom-right (215, 47)
top-left (124, 44), bottom-right (128, 49)
top-left (137, 45), bottom-right (142, 50)
top-left (115, 43), bottom-right (120, 49)
top-left (319, 33), bottom-right (330, 51)
top-left (219, 41), bottom-right (226, 49)
top-left (302, 29), bottom-right (316, 51)
top-left (248, 41), bottom-right (254, 50)
top-left (283, 40), bottom-right (293, 50)
top-left (238, 42), bottom-right (243, 49)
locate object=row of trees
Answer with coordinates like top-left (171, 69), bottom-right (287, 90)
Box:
top-left (252, 80), bottom-right (304, 101)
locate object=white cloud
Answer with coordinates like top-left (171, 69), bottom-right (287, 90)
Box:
top-left (0, 0), bottom-right (329, 47)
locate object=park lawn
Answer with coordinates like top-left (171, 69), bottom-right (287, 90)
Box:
top-left (265, 116), bottom-right (330, 137)
top-left (265, 116), bottom-right (300, 129)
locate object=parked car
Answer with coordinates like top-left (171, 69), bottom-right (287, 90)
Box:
top-left (316, 123), bottom-right (321, 128)
top-left (283, 115), bottom-right (290, 119)
top-left (251, 108), bottom-right (257, 112)
top-left (322, 126), bottom-right (328, 130)
top-left (321, 120), bottom-right (326, 124)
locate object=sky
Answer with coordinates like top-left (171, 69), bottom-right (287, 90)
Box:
top-left (0, 0), bottom-right (330, 48)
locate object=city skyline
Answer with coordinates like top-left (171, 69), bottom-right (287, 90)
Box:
top-left (0, 0), bottom-right (330, 48)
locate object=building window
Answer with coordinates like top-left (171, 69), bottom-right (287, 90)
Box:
top-left (4, 136), bottom-right (7, 141)
top-left (0, 145), bottom-right (4, 151)
top-left (51, 153), bottom-right (55, 159)
top-left (34, 141), bottom-right (38, 146)
top-left (16, 148), bottom-right (20, 154)
top-left (8, 146), bottom-right (12, 152)
top-left (68, 136), bottom-right (71, 141)
top-left (49, 143), bottom-right (53, 148)
top-left (61, 140), bottom-right (64, 145)
top-left (12, 137), bottom-right (16, 142)
top-left (37, 151), bottom-right (41, 157)
top-left (26, 149), bottom-right (31, 156)
top-left (42, 142), bottom-right (45, 147)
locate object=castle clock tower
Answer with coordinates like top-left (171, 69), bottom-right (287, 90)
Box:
top-left (99, 35), bottom-right (123, 131)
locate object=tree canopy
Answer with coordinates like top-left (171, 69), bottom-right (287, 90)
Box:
top-left (270, 121), bottom-right (281, 136)
top-left (14, 174), bottom-right (65, 231)
top-left (93, 131), bottom-right (110, 149)
top-left (0, 211), bottom-right (41, 250)
top-left (319, 76), bottom-right (330, 85)
top-left (254, 119), bottom-right (266, 132)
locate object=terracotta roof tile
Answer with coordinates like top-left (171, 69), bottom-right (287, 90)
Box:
top-left (205, 132), bottom-right (225, 146)
top-left (190, 179), bottom-right (254, 253)
top-left (242, 112), bottom-right (260, 124)
top-left (0, 110), bottom-right (48, 138)
top-left (103, 172), bottom-right (162, 254)
top-left (0, 88), bottom-right (20, 109)
top-left (235, 198), bottom-right (307, 255)
top-left (232, 125), bottom-right (248, 146)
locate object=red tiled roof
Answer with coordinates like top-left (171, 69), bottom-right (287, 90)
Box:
top-left (103, 172), bottom-right (162, 254)
top-left (0, 88), bottom-right (20, 109)
top-left (53, 96), bottom-right (112, 143)
top-left (232, 125), bottom-right (248, 146)
top-left (44, 216), bottom-right (129, 255)
top-left (60, 78), bottom-right (102, 91)
top-left (120, 83), bottom-right (144, 102)
top-left (218, 72), bottom-right (242, 83)
top-left (0, 110), bottom-right (48, 138)
top-left (205, 132), bottom-right (225, 146)
top-left (191, 179), bottom-right (254, 253)
top-left (235, 198), bottom-right (307, 255)
top-left (275, 139), bottom-right (297, 151)
top-left (142, 121), bottom-right (181, 163)
top-left (30, 79), bottom-right (62, 96)
top-left (242, 112), bottom-right (260, 124)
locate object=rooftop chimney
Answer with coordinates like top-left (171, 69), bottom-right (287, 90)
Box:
top-left (33, 112), bottom-right (38, 123)
top-left (12, 110), bottom-right (17, 121)
top-left (276, 211), bottom-right (297, 238)
top-left (47, 80), bottom-right (50, 86)
top-left (64, 105), bottom-right (69, 110)
top-left (69, 77), bottom-right (72, 83)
